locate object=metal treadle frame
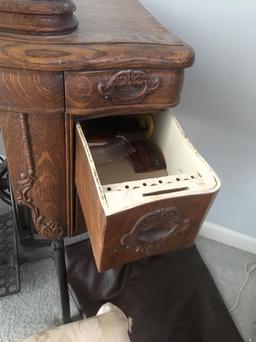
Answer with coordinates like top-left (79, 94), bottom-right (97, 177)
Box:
top-left (0, 210), bottom-right (19, 297)
top-left (0, 157), bottom-right (51, 298)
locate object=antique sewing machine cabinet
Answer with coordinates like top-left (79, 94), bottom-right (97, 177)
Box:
top-left (0, 0), bottom-right (220, 321)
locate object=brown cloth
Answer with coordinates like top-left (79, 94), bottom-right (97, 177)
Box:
top-left (66, 240), bottom-right (243, 342)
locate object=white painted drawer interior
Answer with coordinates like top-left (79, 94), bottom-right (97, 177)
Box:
top-left (76, 110), bottom-right (221, 215)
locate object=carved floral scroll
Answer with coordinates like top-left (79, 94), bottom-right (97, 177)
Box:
top-left (16, 113), bottom-right (63, 240)
top-left (97, 69), bottom-right (160, 104)
top-left (120, 207), bottom-right (191, 255)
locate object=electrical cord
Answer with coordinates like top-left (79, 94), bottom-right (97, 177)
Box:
top-left (229, 261), bottom-right (256, 312)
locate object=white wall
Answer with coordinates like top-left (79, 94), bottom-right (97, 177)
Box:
top-left (140, 0), bottom-right (256, 238)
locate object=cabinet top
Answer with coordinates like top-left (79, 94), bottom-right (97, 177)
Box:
top-left (0, 0), bottom-right (194, 71)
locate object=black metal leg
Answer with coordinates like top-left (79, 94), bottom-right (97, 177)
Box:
top-left (52, 238), bottom-right (71, 324)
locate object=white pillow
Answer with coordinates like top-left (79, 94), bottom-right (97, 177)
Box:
top-left (22, 303), bottom-right (132, 342)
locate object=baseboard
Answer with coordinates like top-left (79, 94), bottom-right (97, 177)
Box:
top-left (199, 221), bottom-right (256, 255)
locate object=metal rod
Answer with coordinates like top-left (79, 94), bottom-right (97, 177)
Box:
top-left (52, 238), bottom-right (71, 324)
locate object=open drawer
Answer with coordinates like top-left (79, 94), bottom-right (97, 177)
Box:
top-left (75, 110), bottom-right (220, 271)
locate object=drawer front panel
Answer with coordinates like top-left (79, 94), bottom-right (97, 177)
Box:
top-left (65, 68), bottom-right (184, 116)
top-left (100, 193), bottom-right (215, 271)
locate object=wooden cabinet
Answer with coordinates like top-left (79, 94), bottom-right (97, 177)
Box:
top-left (0, 0), bottom-right (220, 272)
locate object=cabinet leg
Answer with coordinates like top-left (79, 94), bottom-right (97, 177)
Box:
top-left (52, 239), bottom-right (71, 324)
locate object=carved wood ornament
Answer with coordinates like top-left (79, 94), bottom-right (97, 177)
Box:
top-left (120, 207), bottom-right (191, 255)
top-left (97, 69), bottom-right (160, 104)
top-left (16, 113), bottom-right (63, 240)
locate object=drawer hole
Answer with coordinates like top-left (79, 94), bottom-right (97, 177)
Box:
top-left (143, 187), bottom-right (189, 197)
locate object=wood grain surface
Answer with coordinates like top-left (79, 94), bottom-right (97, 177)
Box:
top-left (99, 193), bottom-right (217, 271)
top-left (65, 115), bottom-right (77, 236)
top-left (0, 42), bottom-right (194, 72)
top-left (0, 0), bottom-right (76, 15)
top-left (0, 111), bottom-right (67, 239)
top-left (75, 126), bottom-right (106, 262)
top-left (0, 0), bottom-right (194, 71)
top-left (0, 0), bottom-right (78, 35)
top-left (65, 68), bottom-right (184, 116)
top-left (0, 12), bottom-right (78, 36)
top-left (0, 0), bottom-right (189, 45)
top-left (0, 68), bottom-right (64, 114)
